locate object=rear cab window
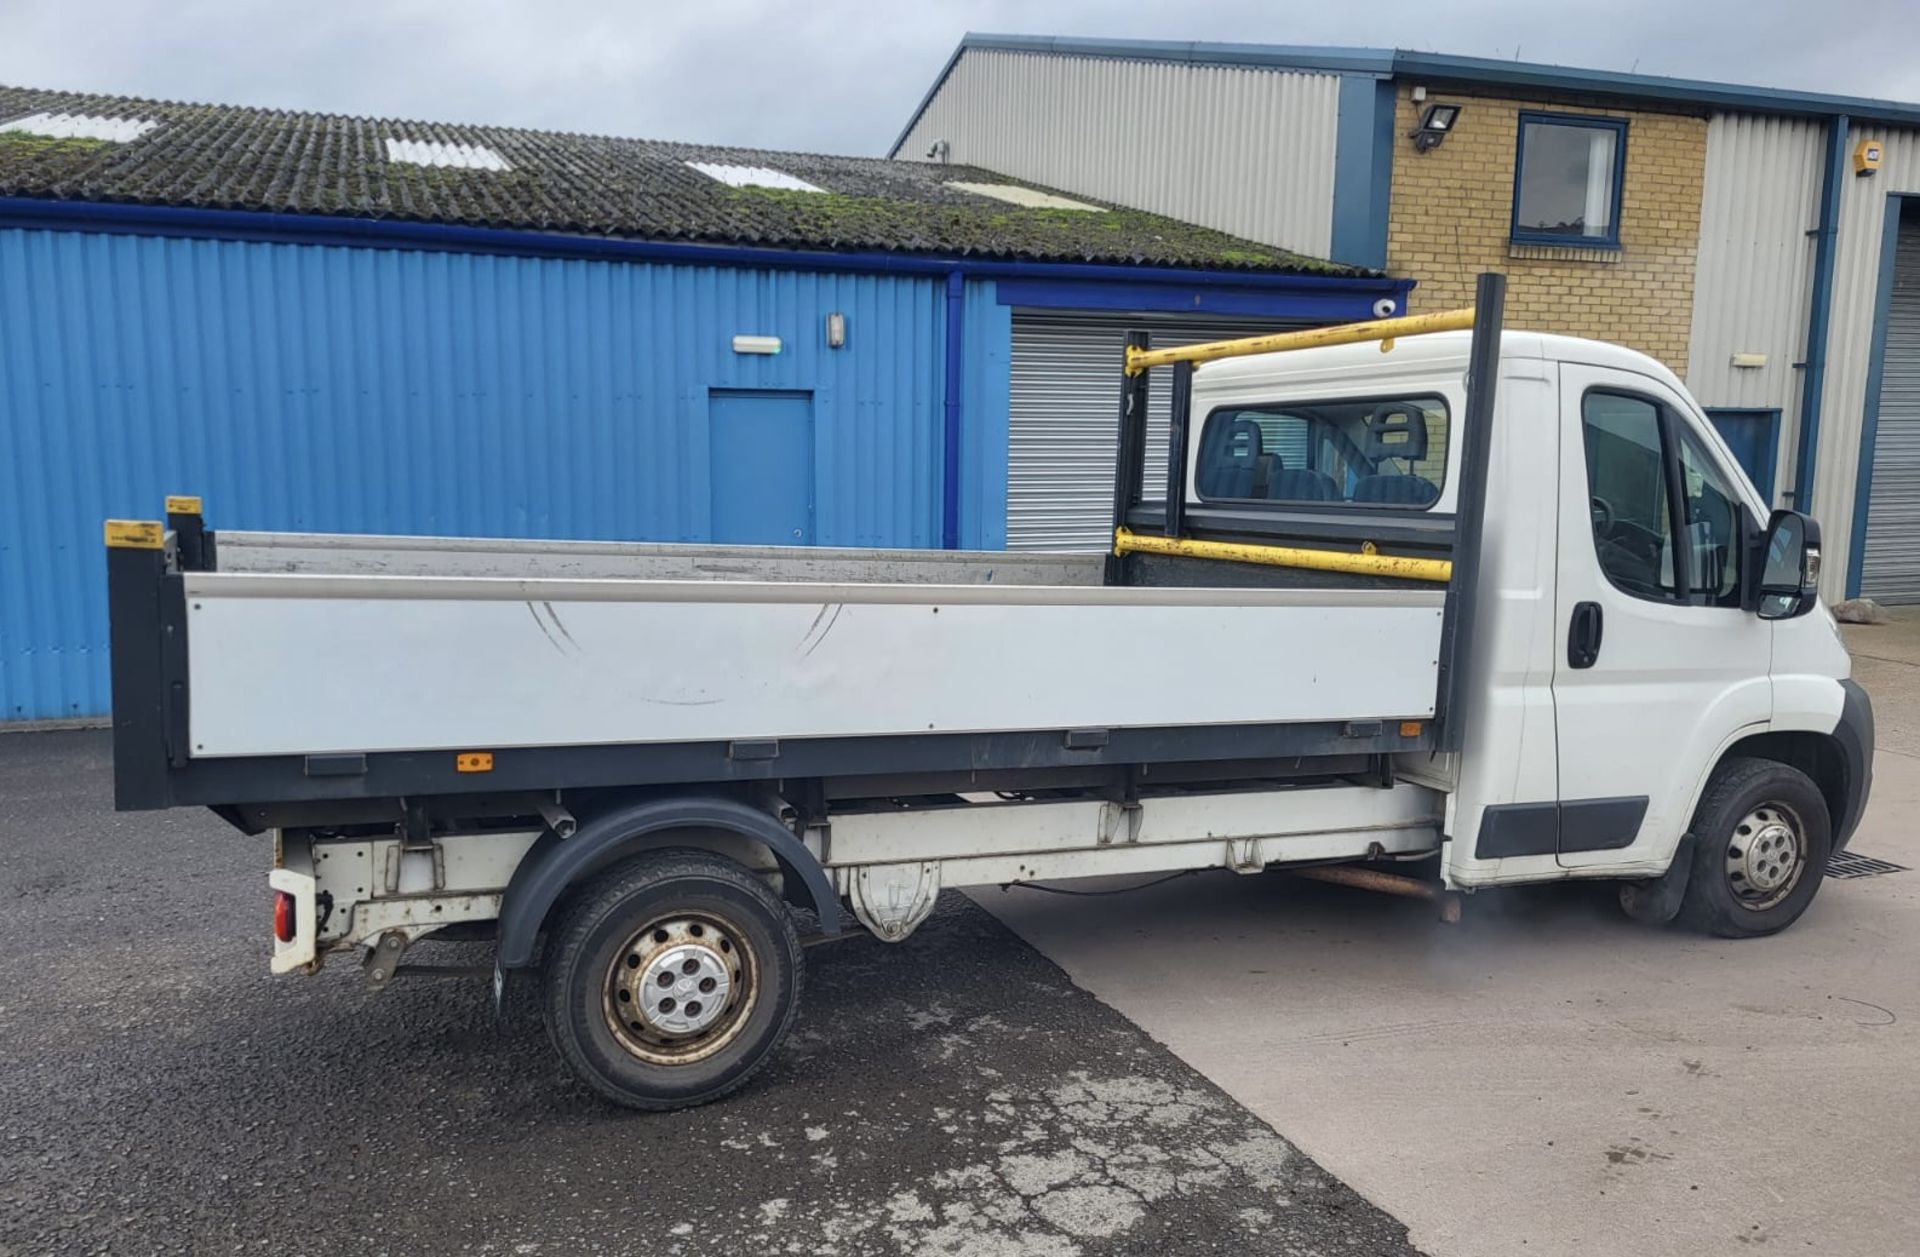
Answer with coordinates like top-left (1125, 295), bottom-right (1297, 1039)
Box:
top-left (1194, 395), bottom-right (1450, 509)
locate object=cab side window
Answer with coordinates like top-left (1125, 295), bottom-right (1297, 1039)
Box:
top-left (1582, 393), bottom-right (1676, 599)
top-left (1581, 390), bottom-right (1744, 606)
top-left (1677, 426), bottom-right (1743, 606)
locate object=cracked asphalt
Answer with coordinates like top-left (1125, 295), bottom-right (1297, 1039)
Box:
top-left (0, 729), bottom-right (1423, 1256)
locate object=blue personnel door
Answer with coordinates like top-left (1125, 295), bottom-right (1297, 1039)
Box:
top-left (709, 390), bottom-right (816, 544)
top-left (1705, 409), bottom-right (1780, 502)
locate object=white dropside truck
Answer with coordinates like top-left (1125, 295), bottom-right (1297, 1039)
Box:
top-left (107, 275), bottom-right (1871, 1110)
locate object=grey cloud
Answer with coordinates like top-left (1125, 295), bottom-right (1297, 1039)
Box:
top-left (0, 0), bottom-right (1910, 156)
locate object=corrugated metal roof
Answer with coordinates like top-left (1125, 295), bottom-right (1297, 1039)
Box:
top-left (0, 82), bottom-right (1359, 275)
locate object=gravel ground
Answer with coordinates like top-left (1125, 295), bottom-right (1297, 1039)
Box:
top-left (0, 729), bottom-right (1423, 1256)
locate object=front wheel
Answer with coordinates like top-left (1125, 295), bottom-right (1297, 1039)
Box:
top-left (541, 849), bottom-right (803, 1110)
top-left (1677, 757), bottom-right (1831, 938)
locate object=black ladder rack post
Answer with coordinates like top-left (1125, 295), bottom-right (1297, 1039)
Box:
top-left (1163, 359), bottom-right (1194, 540)
top-left (1106, 330), bottom-right (1151, 585)
top-left (1434, 271), bottom-right (1507, 752)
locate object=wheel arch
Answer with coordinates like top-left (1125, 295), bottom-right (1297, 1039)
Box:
top-left (496, 796), bottom-right (842, 970)
top-left (1714, 730), bottom-right (1852, 845)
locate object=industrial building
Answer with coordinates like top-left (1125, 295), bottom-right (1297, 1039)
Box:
top-left (0, 85), bottom-right (1410, 722)
top-left (895, 35), bottom-right (1920, 603)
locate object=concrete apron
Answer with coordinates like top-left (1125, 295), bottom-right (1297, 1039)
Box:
top-left (975, 643), bottom-right (1920, 1255)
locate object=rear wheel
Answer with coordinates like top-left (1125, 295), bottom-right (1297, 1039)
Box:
top-left (1677, 757), bottom-right (1831, 938)
top-left (541, 849), bottom-right (802, 1110)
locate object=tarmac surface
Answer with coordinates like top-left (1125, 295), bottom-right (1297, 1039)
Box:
top-left (0, 729), bottom-right (1422, 1257)
top-left (979, 614), bottom-right (1920, 1257)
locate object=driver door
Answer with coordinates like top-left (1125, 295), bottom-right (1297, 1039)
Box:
top-left (1549, 364), bottom-right (1773, 868)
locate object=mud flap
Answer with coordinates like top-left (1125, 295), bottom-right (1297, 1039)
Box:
top-left (1618, 832), bottom-right (1695, 925)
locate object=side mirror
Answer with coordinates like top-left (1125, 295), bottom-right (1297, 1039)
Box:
top-left (1755, 509), bottom-right (1821, 620)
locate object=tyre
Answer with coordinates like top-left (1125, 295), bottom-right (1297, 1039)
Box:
top-left (541, 848), bottom-right (802, 1110)
top-left (1677, 757), bottom-right (1831, 939)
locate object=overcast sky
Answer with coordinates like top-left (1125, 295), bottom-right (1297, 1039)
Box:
top-left (3, 0), bottom-right (1914, 156)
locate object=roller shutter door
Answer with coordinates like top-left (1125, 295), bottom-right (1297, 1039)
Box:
top-left (1008, 312), bottom-right (1309, 550)
top-left (1861, 217), bottom-right (1920, 602)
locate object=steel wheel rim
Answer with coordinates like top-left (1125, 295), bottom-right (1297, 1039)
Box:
top-left (603, 910), bottom-right (757, 1066)
top-left (1725, 801), bottom-right (1807, 911)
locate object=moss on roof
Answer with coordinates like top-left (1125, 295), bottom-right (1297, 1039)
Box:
top-left (0, 83), bottom-right (1364, 276)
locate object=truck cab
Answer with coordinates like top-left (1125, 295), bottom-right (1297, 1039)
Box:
top-left (1178, 326), bottom-right (1872, 923)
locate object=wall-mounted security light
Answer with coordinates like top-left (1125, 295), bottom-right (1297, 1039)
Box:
top-left (826, 312), bottom-right (847, 348)
top-left (1409, 103), bottom-right (1461, 153)
top-left (732, 335), bottom-right (782, 355)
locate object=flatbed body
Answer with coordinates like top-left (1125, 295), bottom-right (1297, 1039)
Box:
top-left (105, 280), bottom-right (1872, 1110)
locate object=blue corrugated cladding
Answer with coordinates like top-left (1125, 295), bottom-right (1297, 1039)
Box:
top-left (0, 227), bottom-right (1008, 720)
top-left (959, 279), bottom-right (1012, 551)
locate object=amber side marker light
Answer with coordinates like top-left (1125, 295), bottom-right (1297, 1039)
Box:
top-left (1400, 721), bottom-right (1424, 737)
top-left (273, 890), bottom-right (297, 944)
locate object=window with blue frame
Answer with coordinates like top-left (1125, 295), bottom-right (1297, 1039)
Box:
top-left (1512, 113), bottom-right (1627, 247)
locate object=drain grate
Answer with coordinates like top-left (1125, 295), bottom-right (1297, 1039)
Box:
top-left (1827, 851), bottom-right (1911, 879)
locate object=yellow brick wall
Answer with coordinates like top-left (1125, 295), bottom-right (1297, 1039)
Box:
top-left (1386, 87), bottom-right (1706, 376)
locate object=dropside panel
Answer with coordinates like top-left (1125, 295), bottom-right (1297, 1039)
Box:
top-left (183, 574), bottom-right (1445, 758)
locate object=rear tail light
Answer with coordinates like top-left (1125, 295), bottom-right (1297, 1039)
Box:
top-left (273, 889), bottom-right (298, 943)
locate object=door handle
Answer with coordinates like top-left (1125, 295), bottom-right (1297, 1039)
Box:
top-left (1568, 601), bottom-right (1603, 669)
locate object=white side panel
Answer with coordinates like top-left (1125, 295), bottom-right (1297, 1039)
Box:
top-left (184, 576), bottom-right (1444, 757)
top-left (1686, 113), bottom-right (1823, 472)
top-left (1440, 359), bottom-right (1565, 886)
top-left (1769, 604), bottom-right (1852, 732)
top-left (896, 48), bottom-right (1340, 259)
